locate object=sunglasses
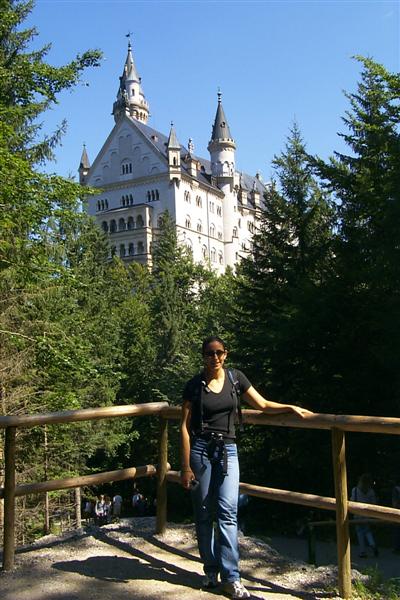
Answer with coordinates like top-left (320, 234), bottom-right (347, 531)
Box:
top-left (204, 349), bottom-right (226, 358)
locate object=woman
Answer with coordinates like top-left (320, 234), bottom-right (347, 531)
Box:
top-left (350, 474), bottom-right (378, 558)
top-left (180, 335), bottom-right (312, 599)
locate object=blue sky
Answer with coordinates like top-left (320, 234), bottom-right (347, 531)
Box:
top-left (26, 0), bottom-right (399, 182)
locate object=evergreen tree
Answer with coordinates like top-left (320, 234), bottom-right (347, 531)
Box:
top-left (313, 57), bottom-right (400, 417)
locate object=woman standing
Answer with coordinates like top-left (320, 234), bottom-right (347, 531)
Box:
top-left (180, 336), bottom-right (312, 599)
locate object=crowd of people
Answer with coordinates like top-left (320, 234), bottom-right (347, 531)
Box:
top-left (81, 487), bottom-right (156, 525)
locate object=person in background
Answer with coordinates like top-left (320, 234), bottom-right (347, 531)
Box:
top-left (392, 477), bottom-right (400, 553)
top-left (350, 474), bottom-right (378, 558)
top-left (180, 335), bottom-right (312, 599)
top-left (113, 492), bottom-right (123, 520)
top-left (95, 494), bottom-right (107, 526)
top-left (104, 495), bottom-right (112, 524)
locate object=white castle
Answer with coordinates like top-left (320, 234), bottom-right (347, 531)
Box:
top-left (81, 41), bottom-right (266, 273)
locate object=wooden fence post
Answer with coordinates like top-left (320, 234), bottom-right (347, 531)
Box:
top-left (331, 428), bottom-right (351, 599)
top-left (156, 416), bottom-right (168, 534)
top-left (3, 426), bottom-right (17, 571)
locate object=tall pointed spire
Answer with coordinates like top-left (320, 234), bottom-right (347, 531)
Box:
top-left (208, 91), bottom-right (236, 178)
top-left (78, 143), bottom-right (90, 184)
top-left (210, 91), bottom-right (234, 142)
top-left (167, 121), bottom-right (180, 149)
top-left (113, 40), bottom-right (150, 123)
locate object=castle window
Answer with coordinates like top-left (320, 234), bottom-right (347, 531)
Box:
top-left (196, 195), bottom-right (202, 208)
top-left (137, 214), bottom-right (144, 228)
top-left (111, 245), bottom-right (117, 257)
top-left (211, 248), bottom-right (216, 262)
top-left (233, 226), bottom-right (238, 238)
top-left (218, 231), bottom-right (223, 240)
top-left (129, 194), bottom-right (133, 205)
top-left (185, 216), bottom-right (191, 229)
top-left (121, 161), bottom-right (132, 175)
top-left (209, 201), bottom-right (214, 213)
top-left (128, 242), bottom-right (135, 255)
top-left (147, 191), bottom-right (151, 202)
top-left (209, 223), bottom-right (215, 237)
top-left (184, 191), bottom-right (191, 203)
top-left (137, 241), bottom-right (144, 254)
top-left (197, 221), bottom-right (202, 233)
top-left (118, 218), bottom-right (126, 231)
top-left (119, 244), bottom-right (126, 257)
top-left (218, 251), bottom-right (223, 265)
top-left (105, 199), bottom-right (109, 209)
top-left (101, 200), bottom-right (105, 211)
top-left (110, 220), bottom-right (117, 233)
top-left (101, 221), bottom-right (108, 233)
top-left (151, 190), bottom-right (155, 201)
top-left (202, 245), bottom-right (207, 259)
top-left (157, 216), bottom-right (163, 228)
top-left (185, 238), bottom-right (193, 254)
top-left (217, 206), bottom-right (222, 217)
top-left (128, 216), bottom-right (134, 230)
top-left (156, 190), bottom-right (159, 201)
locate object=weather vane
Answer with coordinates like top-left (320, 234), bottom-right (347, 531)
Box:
top-left (126, 31), bottom-right (133, 41)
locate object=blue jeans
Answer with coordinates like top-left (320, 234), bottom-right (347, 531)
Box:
top-left (190, 437), bottom-right (240, 583)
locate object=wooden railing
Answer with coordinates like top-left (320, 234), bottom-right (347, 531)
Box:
top-left (1, 403), bottom-right (400, 599)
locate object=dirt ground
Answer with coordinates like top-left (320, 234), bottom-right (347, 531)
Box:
top-left (0, 518), bottom-right (366, 600)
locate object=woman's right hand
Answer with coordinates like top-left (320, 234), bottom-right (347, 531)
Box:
top-left (181, 468), bottom-right (195, 490)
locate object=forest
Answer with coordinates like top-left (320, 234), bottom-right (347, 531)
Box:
top-left (1, 0), bottom-right (400, 544)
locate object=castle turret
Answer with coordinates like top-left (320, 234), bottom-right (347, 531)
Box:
top-left (207, 91), bottom-right (236, 179)
top-left (78, 144), bottom-right (90, 184)
top-left (167, 122), bottom-right (181, 183)
top-left (113, 41), bottom-right (150, 123)
top-left (208, 93), bottom-right (237, 268)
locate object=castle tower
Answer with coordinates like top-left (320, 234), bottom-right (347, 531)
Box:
top-left (167, 122), bottom-right (181, 183)
top-left (78, 144), bottom-right (90, 184)
top-left (208, 92), bottom-right (237, 267)
top-left (112, 41), bottom-right (150, 123)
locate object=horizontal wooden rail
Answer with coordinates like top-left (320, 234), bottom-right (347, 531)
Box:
top-left (161, 406), bottom-right (400, 435)
top-left (0, 463), bottom-right (164, 499)
top-left (0, 402), bottom-right (169, 429)
top-left (166, 471), bottom-right (400, 524)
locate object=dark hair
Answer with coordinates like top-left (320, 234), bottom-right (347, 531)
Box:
top-left (202, 335), bottom-right (227, 355)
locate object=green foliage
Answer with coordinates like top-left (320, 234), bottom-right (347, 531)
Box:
top-left (353, 567), bottom-right (400, 599)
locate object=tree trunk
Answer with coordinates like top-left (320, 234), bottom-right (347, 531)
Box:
top-left (43, 425), bottom-right (50, 535)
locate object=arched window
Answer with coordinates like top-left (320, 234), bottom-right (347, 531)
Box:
top-left (233, 226), bottom-right (238, 238)
top-left (184, 191), bottom-right (191, 203)
top-left (185, 216), bottom-right (191, 229)
top-left (128, 242), bottom-right (135, 256)
top-left (119, 244), bottom-right (126, 257)
top-left (202, 245), bottom-right (207, 259)
top-left (127, 216), bottom-right (134, 230)
top-left (218, 251), bottom-right (223, 265)
top-left (97, 201), bottom-right (100, 211)
top-left (217, 206), bottom-right (222, 216)
top-left (197, 221), bottom-right (202, 233)
top-left (105, 200), bottom-right (109, 209)
top-left (196, 195), bottom-right (202, 208)
top-left (137, 241), bottom-right (144, 254)
top-left (157, 216), bottom-right (163, 228)
top-left (101, 221), bottom-right (108, 233)
top-left (136, 214), bottom-right (144, 227)
top-left (101, 200), bottom-right (105, 211)
top-left (118, 218), bottom-right (126, 231)
top-left (147, 191), bottom-right (151, 202)
top-left (209, 202), bottom-right (214, 213)
top-left (156, 190), bottom-right (159, 200)
top-left (209, 223), bottom-right (215, 237)
top-left (173, 156), bottom-right (177, 166)
top-left (211, 247), bottom-right (216, 262)
top-left (185, 238), bottom-right (193, 255)
top-left (218, 231), bottom-right (222, 240)
top-left (151, 190), bottom-right (155, 201)
top-left (129, 194), bottom-right (133, 205)
top-left (121, 161), bottom-right (132, 175)
top-left (110, 220), bottom-right (117, 233)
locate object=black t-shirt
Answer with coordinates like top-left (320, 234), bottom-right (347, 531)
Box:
top-left (182, 369), bottom-right (251, 440)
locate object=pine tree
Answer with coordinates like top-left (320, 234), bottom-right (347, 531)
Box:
top-left (313, 57), bottom-right (400, 417)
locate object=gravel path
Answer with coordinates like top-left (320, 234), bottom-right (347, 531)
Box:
top-left (0, 518), bottom-right (361, 599)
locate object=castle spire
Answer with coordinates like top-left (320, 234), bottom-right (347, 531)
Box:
top-left (208, 91), bottom-right (236, 178)
top-left (113, 40), bottom-right (150, 124)
top-left (78, 143), bottom-right (90, 184)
